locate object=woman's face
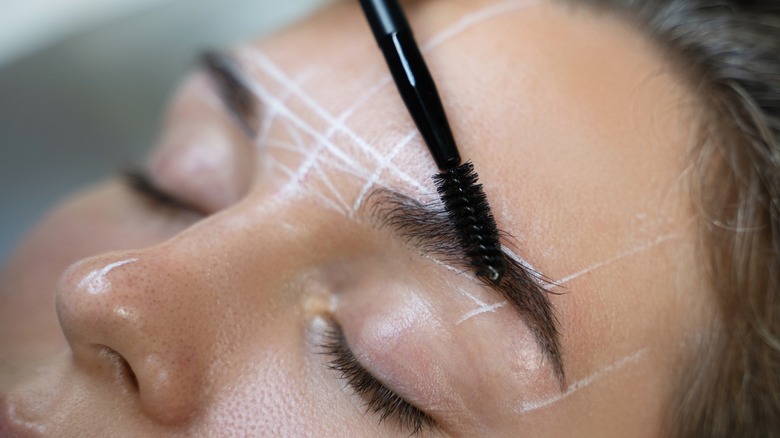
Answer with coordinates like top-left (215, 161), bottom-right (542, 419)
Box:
top-left (0, 0), bottom-right (711, 436)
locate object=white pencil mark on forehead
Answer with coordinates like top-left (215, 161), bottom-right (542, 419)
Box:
top-left (231, 0), bottom-right (541, 217)
top-left (424, 0), bottom-right (540, 50)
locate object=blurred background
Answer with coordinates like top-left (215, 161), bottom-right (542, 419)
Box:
top-left (0, 0), bottom-right (331, 264)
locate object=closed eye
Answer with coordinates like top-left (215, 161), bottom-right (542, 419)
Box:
top-left (318, 321), bottom-right (438, 436)
top-left (121, 167), bottom-right (207, 216)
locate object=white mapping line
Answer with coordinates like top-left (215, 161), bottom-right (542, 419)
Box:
top-left (501, 245), bottom-right (549, 286)
top-left (252, 79), bottom-right (405, 202)
top-left (256, 66), bottom-right (318, 147)
top-left (351, 129), bottom-right (419, 213)
top-left (247, 78), bottom-right (390, 211)
top-left (329, 75), bottom-right (394, 135)
top-left (455, 287), bottom-right (509, 325)
top-left (245, 77), bottom-right (362, 172)
top-left (78, 258), bottom-right (139, 295)
top-left (265, 156), bottom-right (347, 214)
top-left (281, 114), bottom-right (352, 213)
top-left (313, 163), bottom-right (351, 214)
top-left (457, 301), bottom-right (508, 325)
top-left (270, 135), bottom-right (393, 191)
top-left (423, 0), bottom-right (539, 51)
top-left (459, 287), bottom-right (488, 306)
top-left (282, 114), bottom-right (308, 151)
top-left (552, 234), bottom-right (683, 288)
top-left (243, 51), bottom-right (430, 195)
top-left (330, 0), bottom-right (538, 134)
top-left (517, 348), bottom-right (648, 414)
top-left (428, 256), bottom-right (470, 277)
top-left (501, 246), bottom-right (539, 273)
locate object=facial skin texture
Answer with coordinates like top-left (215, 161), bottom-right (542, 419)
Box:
top-left (0, 0), bottom-right (713, 436)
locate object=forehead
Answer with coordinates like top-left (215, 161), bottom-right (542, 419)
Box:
top-left (229, 0), bottom-right (688, 216)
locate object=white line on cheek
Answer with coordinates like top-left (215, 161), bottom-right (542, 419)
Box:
top-left (516, 348), bottom-right (648, 414)
top-left (550, 234), bottom-right (683, 288)
top-left (78, 258), bottom-right (139, 295)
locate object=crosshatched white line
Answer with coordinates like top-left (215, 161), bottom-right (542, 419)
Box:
top-left (243, 51), bottom-right (431, 195)
top-left (457, 301), bottom-right (508, 325)
top-left (266, 138), bottom-right (386, 188)
top-left (245, 72), bottom-right (419, 207)
top-left (351, 129), bottom-right (419, 213)
top-left (517, 348), bottom-right (648, 414)
top-left (312, 163), bottom-right (351, 214)
top-left (237, 0), bottom-right (547, 215)
top-left (255, 66), bottom-right (319, 146)
top-left (243, 76), bottom-right (362, 172)
top-left (265, 156), bottom-right (347, 214)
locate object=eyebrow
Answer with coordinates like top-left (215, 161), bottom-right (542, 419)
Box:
top-left (363, 189), bottom-right (564, 384)
top-left (200, 50), bottom-right (259, 137)
top-left (198, 50), bottom-right (564, 383)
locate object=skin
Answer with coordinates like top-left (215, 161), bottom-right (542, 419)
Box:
top-left (0, 0), bottom-right (714, 436)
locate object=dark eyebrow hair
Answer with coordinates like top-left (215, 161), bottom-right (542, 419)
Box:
top-left (200, 50), bottom-right (259, 137)
top-left (363, 189), bottom-right (564, 384)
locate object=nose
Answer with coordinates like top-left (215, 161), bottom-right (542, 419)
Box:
top-left (56, 250), bottom-right (213, 425)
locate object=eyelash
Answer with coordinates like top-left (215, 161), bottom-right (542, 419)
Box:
top-left (319, 322), bottom-right (437, 436)
top-left (121, 167), bottom-right (203, 215)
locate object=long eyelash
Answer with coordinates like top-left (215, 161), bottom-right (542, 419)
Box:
top-left (121, 167), bottom-right (204, 215)
top-left (319, 323), bottom-right (437, 436)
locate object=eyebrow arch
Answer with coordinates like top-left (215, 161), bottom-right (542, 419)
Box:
top-left (200, 50), bottom-right (259, 137)
top-left (362, 189), bottom-right (564, 384)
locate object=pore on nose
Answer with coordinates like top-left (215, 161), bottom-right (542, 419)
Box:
top-left (55, 252), bottom-right (212, 425)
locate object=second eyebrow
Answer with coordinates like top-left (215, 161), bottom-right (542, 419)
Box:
top-left (200, 50), bottom-right (259, 138)
top-left (363, 189), bottom-right (564, 384)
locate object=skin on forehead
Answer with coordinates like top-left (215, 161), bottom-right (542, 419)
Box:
top-left (0, 0), bottom-right (713, 436)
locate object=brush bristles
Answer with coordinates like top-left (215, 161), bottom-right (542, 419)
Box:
top-left (433, 162), bottom-right (506, 283)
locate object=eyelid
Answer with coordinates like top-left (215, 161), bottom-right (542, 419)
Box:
top-left (318, 320), bottom-right (438, 436)
top-left (200, 50), bottom-right (259, 138)
top-left (363, 188), bottom-right (565, 383)
top-left (121, 167), bottom-right (207, 216)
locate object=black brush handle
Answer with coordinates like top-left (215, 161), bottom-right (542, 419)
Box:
top-left (359, 0), bottom-right (462, 170)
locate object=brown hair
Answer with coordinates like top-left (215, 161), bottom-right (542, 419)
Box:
top-left (560, 0), bottom-right (780, 435)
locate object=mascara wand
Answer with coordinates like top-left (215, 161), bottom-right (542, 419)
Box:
top-left (359, 0), bottom-right (507, 283)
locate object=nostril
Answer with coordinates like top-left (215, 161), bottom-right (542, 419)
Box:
top-left (97, 346), bottom-right (139, 392)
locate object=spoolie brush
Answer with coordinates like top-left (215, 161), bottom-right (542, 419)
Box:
top-left (433, 163), bottom-right (506, 282)
top-left (360, 0), bottom-right (507, 283)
